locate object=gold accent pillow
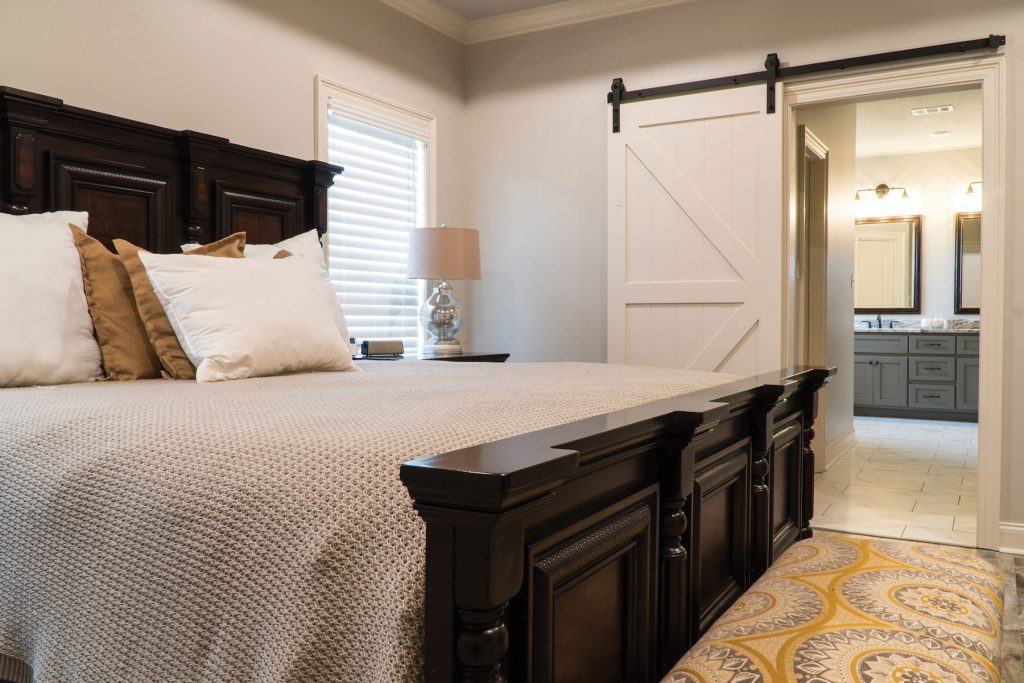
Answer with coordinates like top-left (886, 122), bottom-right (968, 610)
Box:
top-left (71, 226), bottom-right (163, 380)
top-left (114, 233), bottom-right (246, 380)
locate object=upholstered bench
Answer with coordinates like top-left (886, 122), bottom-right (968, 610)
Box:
top-left (664, 534), bottom-right (1004, 682)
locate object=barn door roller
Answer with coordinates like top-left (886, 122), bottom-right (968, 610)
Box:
top-left (608, 34), bottom-right (1005, 133)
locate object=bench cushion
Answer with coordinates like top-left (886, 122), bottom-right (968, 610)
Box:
top-left (665, 534), bottom-right (1004, 682)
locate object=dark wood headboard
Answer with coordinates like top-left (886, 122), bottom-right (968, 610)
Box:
top-left (0, 86), bottom-right (342, 251)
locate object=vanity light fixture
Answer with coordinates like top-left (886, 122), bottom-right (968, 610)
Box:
top-left (965, 181), bottom-right (983, 195)
top-left (854, 183), bottom-right (909, 201)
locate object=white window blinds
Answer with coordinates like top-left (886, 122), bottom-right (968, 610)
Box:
top-left (326, 108), bottom-right (427, 354)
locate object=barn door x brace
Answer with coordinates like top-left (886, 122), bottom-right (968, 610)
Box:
top-left (608, 34), bottom-right (1005, 133)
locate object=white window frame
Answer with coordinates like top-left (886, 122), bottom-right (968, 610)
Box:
top-left (314, 75), bottom-right (438, 347)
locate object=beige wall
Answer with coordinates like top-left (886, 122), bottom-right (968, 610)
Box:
top-left (854, 148), bottom-right (983, 322)
top-left (0, 0), bottom-right (472, 339)
top-left (465, 0), bottom-right (1024, 537)
top-left (796, 105), bottom-right (857, 466)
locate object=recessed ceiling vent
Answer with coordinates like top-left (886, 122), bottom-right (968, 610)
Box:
top-left (911, 105), bottom-right (954, 116)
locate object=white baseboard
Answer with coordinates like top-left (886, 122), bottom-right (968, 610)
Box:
top-left (998, 522), bottom-right (1024, 555)
top-left (818, 427), bottom-right (856, 472)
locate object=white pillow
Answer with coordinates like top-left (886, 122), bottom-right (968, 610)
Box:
top-left (0, 211), bottom-right (102, 388)
top-left (183, 230), bottom-right (350, 343)
top-left (137, 252), bottom-right (355, 383)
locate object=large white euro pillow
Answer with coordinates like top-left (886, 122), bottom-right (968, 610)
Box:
top-left (0, 211), bottom-right (102, 387)
top-left (184, 230), bottom-right (350, 343)
top-left (137, 252), bottom-right (355, 383)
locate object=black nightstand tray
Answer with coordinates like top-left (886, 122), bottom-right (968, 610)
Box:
top-left (355, 352), bottom-right (509, 363)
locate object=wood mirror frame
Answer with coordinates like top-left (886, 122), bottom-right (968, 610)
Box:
top-left (853, 215), bottom-right (923, 314)
top-left (954, 211), bottom-right (982, 314)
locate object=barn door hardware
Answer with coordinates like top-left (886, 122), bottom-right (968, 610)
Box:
top-left (608, 34), bottom-right (1005, 133)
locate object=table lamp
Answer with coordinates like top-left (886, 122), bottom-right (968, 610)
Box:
top-left (407, 226), bottom-right (480, 355)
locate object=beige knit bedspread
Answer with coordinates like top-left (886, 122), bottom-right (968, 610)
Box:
top-left (0, 362), bottom-right (737, 683)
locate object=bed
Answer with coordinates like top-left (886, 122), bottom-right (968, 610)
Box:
top-left (0, 87), bottom-right (834, 683)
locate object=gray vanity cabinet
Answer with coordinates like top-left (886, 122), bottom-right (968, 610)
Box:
top-left (854, 355), bottom-right (908, 407)
top-left (854, 332), bottom-right (978, 420)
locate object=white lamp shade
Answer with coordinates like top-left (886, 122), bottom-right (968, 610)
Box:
top-left (407, 227), bottom-right (481, 279)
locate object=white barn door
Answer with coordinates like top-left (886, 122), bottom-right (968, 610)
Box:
top-left (608, 85), bottom-right (783, 375)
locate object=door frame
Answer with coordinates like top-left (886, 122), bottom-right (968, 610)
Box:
top-left (794, 126), bottom-right (829, 370)
top-left (781, 55), bottom-right (1007, 551)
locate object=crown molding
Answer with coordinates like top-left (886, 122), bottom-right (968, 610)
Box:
top-left (378, 0), bottom-right (694, 45)
top-left (466, 0), bottom-right (694, 44)
top-left (378, 0), bottom-right (468, 43)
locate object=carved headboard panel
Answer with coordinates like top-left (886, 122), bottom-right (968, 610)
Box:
top-left (0, 87), bottom-right (341, 251)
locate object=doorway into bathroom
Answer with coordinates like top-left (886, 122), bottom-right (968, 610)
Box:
top-left (792, 84), bottom-right (984, 547)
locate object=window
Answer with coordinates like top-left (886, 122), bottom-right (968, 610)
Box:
top-left (316, 78), bottom-right (435, 354)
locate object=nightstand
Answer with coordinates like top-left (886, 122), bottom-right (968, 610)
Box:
top-left (419, 352), bottom-right (509, 363)
top-left (355, 352), bottom-right (510, 363)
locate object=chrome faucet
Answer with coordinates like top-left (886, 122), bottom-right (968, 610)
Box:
top-left (876, 313), bottom-right (883, 329)
top-left (859, 320), bottom-right (873, 328)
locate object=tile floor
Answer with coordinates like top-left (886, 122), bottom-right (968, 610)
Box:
top-left (811, 416), bottom-right (978, 546)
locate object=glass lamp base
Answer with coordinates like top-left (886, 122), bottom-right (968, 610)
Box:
top-left (422, 338), bottom-right (463, 355)
top-left (419, 279), bottom-right (464, 356)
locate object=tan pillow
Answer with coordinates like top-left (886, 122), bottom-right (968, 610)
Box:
top-left (71, 226), bottom-right (163, 380)
top-left (114, 233), bottom-right (246, 380)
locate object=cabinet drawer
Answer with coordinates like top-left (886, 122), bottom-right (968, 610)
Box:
top-left (956, 335), bottom-right (980, 356)
top-left (909, 335), bottom-right (955, 354)
top-left (908, 383), bottom-right (956, 410)
top-left (908, 356), bottom-right (956, 382)
top-left (854, 334), bottom-right (908, 354)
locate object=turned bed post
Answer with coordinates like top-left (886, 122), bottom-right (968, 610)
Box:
top-left (656, 416), bottom-right (719, 675)
top-left (402, 444), bottom-right (577, 682)
top-left (748, 384), bottom-right (791, 580)
top-left (799, 370), bottom-right (833, 538)
top-left (415, 504), bottom-right (538, 683)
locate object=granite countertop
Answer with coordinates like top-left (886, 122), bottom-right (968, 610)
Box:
top-left (854, 327), bottom-right (979, 335)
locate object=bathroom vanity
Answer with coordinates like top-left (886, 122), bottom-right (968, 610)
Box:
top-left (853, 329), bottom-right (979, 421)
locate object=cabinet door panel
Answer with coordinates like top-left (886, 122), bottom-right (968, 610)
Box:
top-left (874, 357), bottom-right (908, 407)
top-left (691, 444), bottom-right (750, 639)
top-left (770, 421), bottom-right (802, 560)
top-left (853, 356), bottom-right (874, 407)
top-left (956, 357), bottom-right (980, 411)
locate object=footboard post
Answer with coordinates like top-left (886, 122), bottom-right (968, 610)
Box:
top-left (413, 497), bottom-right (552, 683)
top-left (402, 444), bottom-right (578, 683)
top-left (657, 418), bottom-right (718, 675)
top-left (797, 369), bottom-right (834, 539)
top-left (749, 386), bottom-right (788, 581)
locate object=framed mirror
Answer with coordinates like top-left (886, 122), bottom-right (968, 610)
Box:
top-left (854, 215), bottom-right (922, 313)
top-left (955, 212), bottom-right (981, 314)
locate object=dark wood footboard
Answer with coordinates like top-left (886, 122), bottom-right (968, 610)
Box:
top-left (402, 366), bottom-right (834, 683)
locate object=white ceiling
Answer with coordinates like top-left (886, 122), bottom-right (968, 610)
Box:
top-left (434, 0), bottom-right (562, 20)
top-left (856, 88), bottom-right (982, 158)
top-left (379, 0), bottom-right (695, 43)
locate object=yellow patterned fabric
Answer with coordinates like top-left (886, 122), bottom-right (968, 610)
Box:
top-left (665, 535), bottom-right (1003, 683)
